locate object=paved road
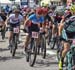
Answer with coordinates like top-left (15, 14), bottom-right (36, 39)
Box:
top-left (0, 27), bottom-right (60, 70)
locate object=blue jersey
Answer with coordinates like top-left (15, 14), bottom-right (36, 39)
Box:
top-left (28, 14), bottom-right (44, 24)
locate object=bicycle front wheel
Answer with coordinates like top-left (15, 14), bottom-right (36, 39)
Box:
top-left (12, 35), bottom-right (18, 57)
top-left (41, 35), bottom-right (46, 59)
top-left (29, 39), bottom-right (37, 67)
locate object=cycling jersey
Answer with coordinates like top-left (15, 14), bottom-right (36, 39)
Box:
top-left (54, 15), bottom-right (62, 24)
top-left (28, 14), bottom-right (44, 24)
top-left (8, 14), bottom-right (23, 24)
top-left (27, 14), bottom-right (44, 35)
top-left (64, 15), bottom-right (75, 39)
top-left (44, 14), bottom-right (51, 22)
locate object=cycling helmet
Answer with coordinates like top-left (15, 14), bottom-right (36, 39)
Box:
top-left (42, 8), bottom-right (48, 14)
top-left (41, 0), bottom-right (50, 7)
top-left (70, 4), bottom-right (75, 13)
top-left (12, 5), bottom-right (17, 11)
top-left (36, 7), bottom-right (43, 15)
top-left (13, 8), bottom-right (20, 13)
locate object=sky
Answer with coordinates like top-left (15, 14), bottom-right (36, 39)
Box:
top-left (0, 0), bottom-right (20, 3)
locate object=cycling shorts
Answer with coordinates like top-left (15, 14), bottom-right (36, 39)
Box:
top-left (61, 31), bottom-right (75, 42)
top-left (9, 23), bottom-right (20, 31)
top-left (28, 23), bottom-right (39, 35)
top-left (66, 31), bottom-right (75, 39)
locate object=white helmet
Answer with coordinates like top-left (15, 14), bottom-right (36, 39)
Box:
top-left (12, 5), bottom-right (17, 11)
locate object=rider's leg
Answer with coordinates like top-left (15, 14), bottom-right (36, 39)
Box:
top-left (52, 24), bottom-right (55, 38)
top-left (62, 42), bottom-right (70, 62)
top-left (8, 25), bottom-right (13, 46)
top-left (59, 41), bottom-right (70, 70)
top-left (45, 28), bottom-right (48, 38)
top-left (58, 23), bottom-right (64, 36)
top-left (9, 31), bottom-right (13, 45)
top-left (24, 35), bottom-right (30, 51)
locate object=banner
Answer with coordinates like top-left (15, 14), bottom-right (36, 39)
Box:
top-left (20, 0), bottom-right (28, 7)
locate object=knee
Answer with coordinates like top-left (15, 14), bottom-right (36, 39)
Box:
top-left (52, 24), bottom-right (55, 29)
top-left (64, 43), bottom-right (70, 52)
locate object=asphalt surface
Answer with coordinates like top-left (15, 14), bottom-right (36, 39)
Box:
top-left (0, 26), bottom-right (62, 70)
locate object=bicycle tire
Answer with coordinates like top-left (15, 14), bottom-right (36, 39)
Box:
top-left (56, 40), bottom-right (63, 61)
top-left (47, 29), bottom-right (52, 45)
top-left (26, 51), bottom-right (30, 62)
top-left (10, 44), bottom-right (13, 53)
top-left (26, 44), bottom-right (31, 62)
top-left (50, 25), bottom-right (58, 49)
top-left (12, 44), bottom-right (17, 57)
top-left (37, 45), bottom-right (40, 55)
top-left (49, 37), bottom-right (56, 49)
top-left (41, 35), bottom-right (46, 59)
top-left (12, 35), bottom-right (17, 57)
top-left (29, 39), bottom-right (37, 67)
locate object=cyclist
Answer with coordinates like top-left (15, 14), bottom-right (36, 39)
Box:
top-left (24, 7), bottom-right (44, 51)
top-left (6, 8), bottom-right (23, 47)
top-left (42, 7), bottom-right (54, 39)
top-left (58, 5), bottom-right (75, 70)
top-left (0, 9), bottom-right (7, 39)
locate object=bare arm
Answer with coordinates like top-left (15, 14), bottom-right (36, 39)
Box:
top-left (24, 18), bottom-right (30, 27)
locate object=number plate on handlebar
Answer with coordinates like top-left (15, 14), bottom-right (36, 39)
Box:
top-left (13, 27), bottom-right (19, 33)
top-left (32, 32), bottom-right (38, 38)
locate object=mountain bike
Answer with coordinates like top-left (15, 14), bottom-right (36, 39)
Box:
top-left (37, 27), bottom-right (46, 59)
top-left (26, 31), bottom-right (38, 67)
top-left (10, 26), bottom-right (19, 57)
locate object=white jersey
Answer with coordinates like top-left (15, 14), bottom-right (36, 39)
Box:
top-left (8, 14), bottom-right (23, 24)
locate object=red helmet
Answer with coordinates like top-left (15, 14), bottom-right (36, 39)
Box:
top-left (42, 8), bottom-right (48, 14)
top-left (36, 7), bottom-right (43, 15)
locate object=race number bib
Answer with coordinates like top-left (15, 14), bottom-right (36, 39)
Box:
top-left (13, 27), bottom-right (19, 33)
top-left (32, 32), bottom-right (38, 38)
